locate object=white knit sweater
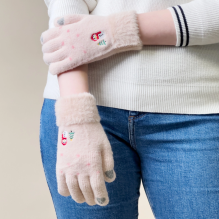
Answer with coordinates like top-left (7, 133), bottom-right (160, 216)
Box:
top-left (43, 0), bottom-right (219, 114)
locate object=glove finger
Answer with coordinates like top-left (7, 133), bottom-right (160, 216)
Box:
top-left (101, 140), bottom-right (116, 183)
top-left (41, 28), bottom-right (60, 45)
top-left (42, 38), bottom-right (63, 53)
top-left (49, 58), bottom-right (76, 75)
top-left (90, 173), bottom-right (109, 206)
top-left (66, 175), bottom-right (85, 203)
top-left (43, 49), bottom-right (67, 65)
top-left (78, 176), bottom-right (96, 206)
top-left (57, 173), bottom-right (71, 197)
top-left (54, 14), bottom-right (87, 27)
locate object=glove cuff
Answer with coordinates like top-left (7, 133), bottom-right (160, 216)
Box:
top-left (55, 92), bottom-right (101, 126)
top-left (109, 10), bottom-right (143, 51)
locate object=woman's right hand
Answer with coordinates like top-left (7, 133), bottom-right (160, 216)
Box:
top-left (55, 92), bottom-right (116, 206)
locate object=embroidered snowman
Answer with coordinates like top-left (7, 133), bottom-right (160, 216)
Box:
top-left (91, 31), bottom-right (105, 41)
top-left (61, 131), bottom-right (68, 146)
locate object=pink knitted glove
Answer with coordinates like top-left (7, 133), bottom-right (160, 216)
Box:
top-left (55, 92), bottom-right (116, 206)
top-left (41, 11), bottom-right (143, 75)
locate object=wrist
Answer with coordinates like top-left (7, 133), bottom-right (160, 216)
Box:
top-left (58, 65), bottom-right (89, 97)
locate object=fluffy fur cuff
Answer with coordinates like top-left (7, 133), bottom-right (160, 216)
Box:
top-left (109, 10), bottom-right (143, 51)
top-left (55, 92), bottom-right (101, 126)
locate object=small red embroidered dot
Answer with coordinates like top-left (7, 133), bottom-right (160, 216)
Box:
top-left (67, 29), bottom-right (70, 33)
top-left (76, 154), bottom-right (80, 158)
top-left (60, 170), bottom-right (63, 173)
top-left (67, 163), bottom-right (70, 166)
top-left (69, 57), bottom-right (72, 61)
top-left (76, 34), bottom-right (80, 37)
top-left (84, 50), bottom-right (87, 54)
top-left (72, 46), bottom-right (74, 49)
top-left (97, 171), bottom-right (100, 174)
top-left (87, 163), bottom-right (90, 166)
top-left (59, 27), bottom-right (62, 30)
top-left (77, 173), bottom-right (80, 175)
top-left (62, 41), bottom-right (64, 46)
top-left (60, 153), bottom-right (63, 156)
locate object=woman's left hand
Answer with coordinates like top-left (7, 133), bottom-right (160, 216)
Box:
top-left (40, 11), bottom-right (143, 75)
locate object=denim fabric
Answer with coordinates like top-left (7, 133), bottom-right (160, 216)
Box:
top-left (40, 99), bottom-right (219, 219)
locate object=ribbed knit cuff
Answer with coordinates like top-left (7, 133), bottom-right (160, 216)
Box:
top-left (55, 92), bottom-right (100, 126)
top-left (109, 11), bottom-right (143, 51)
top-left (167, 6), bottom-right (190, 47)
top-left (167, 0), bottom-right (219, 47)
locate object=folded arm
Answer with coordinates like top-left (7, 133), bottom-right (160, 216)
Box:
top-left (44, 0), bottom-right (219, 96)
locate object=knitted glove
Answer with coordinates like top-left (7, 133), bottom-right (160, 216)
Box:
top-left (55, 92), bottom-right (116, 206)
top-left (41, 11), bottom-right (143, 75)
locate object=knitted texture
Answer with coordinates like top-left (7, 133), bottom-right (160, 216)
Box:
top-left (55, 92), bottom-right (116, 206)
top-left (41, 10), bottom-right (143, 75)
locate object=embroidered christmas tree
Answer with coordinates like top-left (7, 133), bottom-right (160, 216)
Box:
top-left (97, 39), bottom-right (106, 46)
top-left (69, 131), bottom-right (75, 141)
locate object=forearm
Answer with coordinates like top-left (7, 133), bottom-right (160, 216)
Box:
top-left (57, 10), bottom-right (174, 96)
top-left (58, 64), bottom-right (89, 97)
top-left (139, 0), bottom-right (219, 47)
top-left (138, 9), bottom-right (177, 46)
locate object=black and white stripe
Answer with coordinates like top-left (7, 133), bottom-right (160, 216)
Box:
top-left (172, 5), bottom-right (190, 47)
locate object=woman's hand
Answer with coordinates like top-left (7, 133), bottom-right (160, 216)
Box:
top-left (55, 92), bottom-right (116, 206)
top-left (41, 11), bottom-right (143, 75)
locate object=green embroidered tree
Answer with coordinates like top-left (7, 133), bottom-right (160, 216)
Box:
top-left (97, 40), bottom-right (106, 46)
top-left (69, 131), bottom-right (75, 141)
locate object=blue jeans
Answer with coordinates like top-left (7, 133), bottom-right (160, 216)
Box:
top-left (40, 99), bottom-right (219, 219)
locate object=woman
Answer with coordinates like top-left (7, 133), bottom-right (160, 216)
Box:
top-left (40, 0), bottom-right (219, 218)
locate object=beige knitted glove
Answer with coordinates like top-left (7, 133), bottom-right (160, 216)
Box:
top-left (41, 10), bottom-right (143, 75)
top-left (55, 92), bottom-right (116, 206)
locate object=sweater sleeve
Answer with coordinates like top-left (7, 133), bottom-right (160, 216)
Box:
top-left (167, 0), bottom-right (219, 47)
top-left (44, 0), bottom-right (97, 28)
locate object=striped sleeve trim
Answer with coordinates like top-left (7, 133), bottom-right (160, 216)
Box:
top-left (167, 6), bottom-right (190, 47)
top-left (177, 5), bottom-right (190, 46)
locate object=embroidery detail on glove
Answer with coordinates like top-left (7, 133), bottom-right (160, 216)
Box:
top-left (97, 40), bottom-right (107, 46)
top-left (96, 197), bottom-right (106, 204)
top-left (61, 131), bottom-right (68, 146)
top-left (57, 18), bottom-right (64, 26)
top-left (91, 31), bottom-right (105, 41)
top-left (105, 170), bottom-right (114, 179)
top-left (69, 131), bottom-right (75, 141)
